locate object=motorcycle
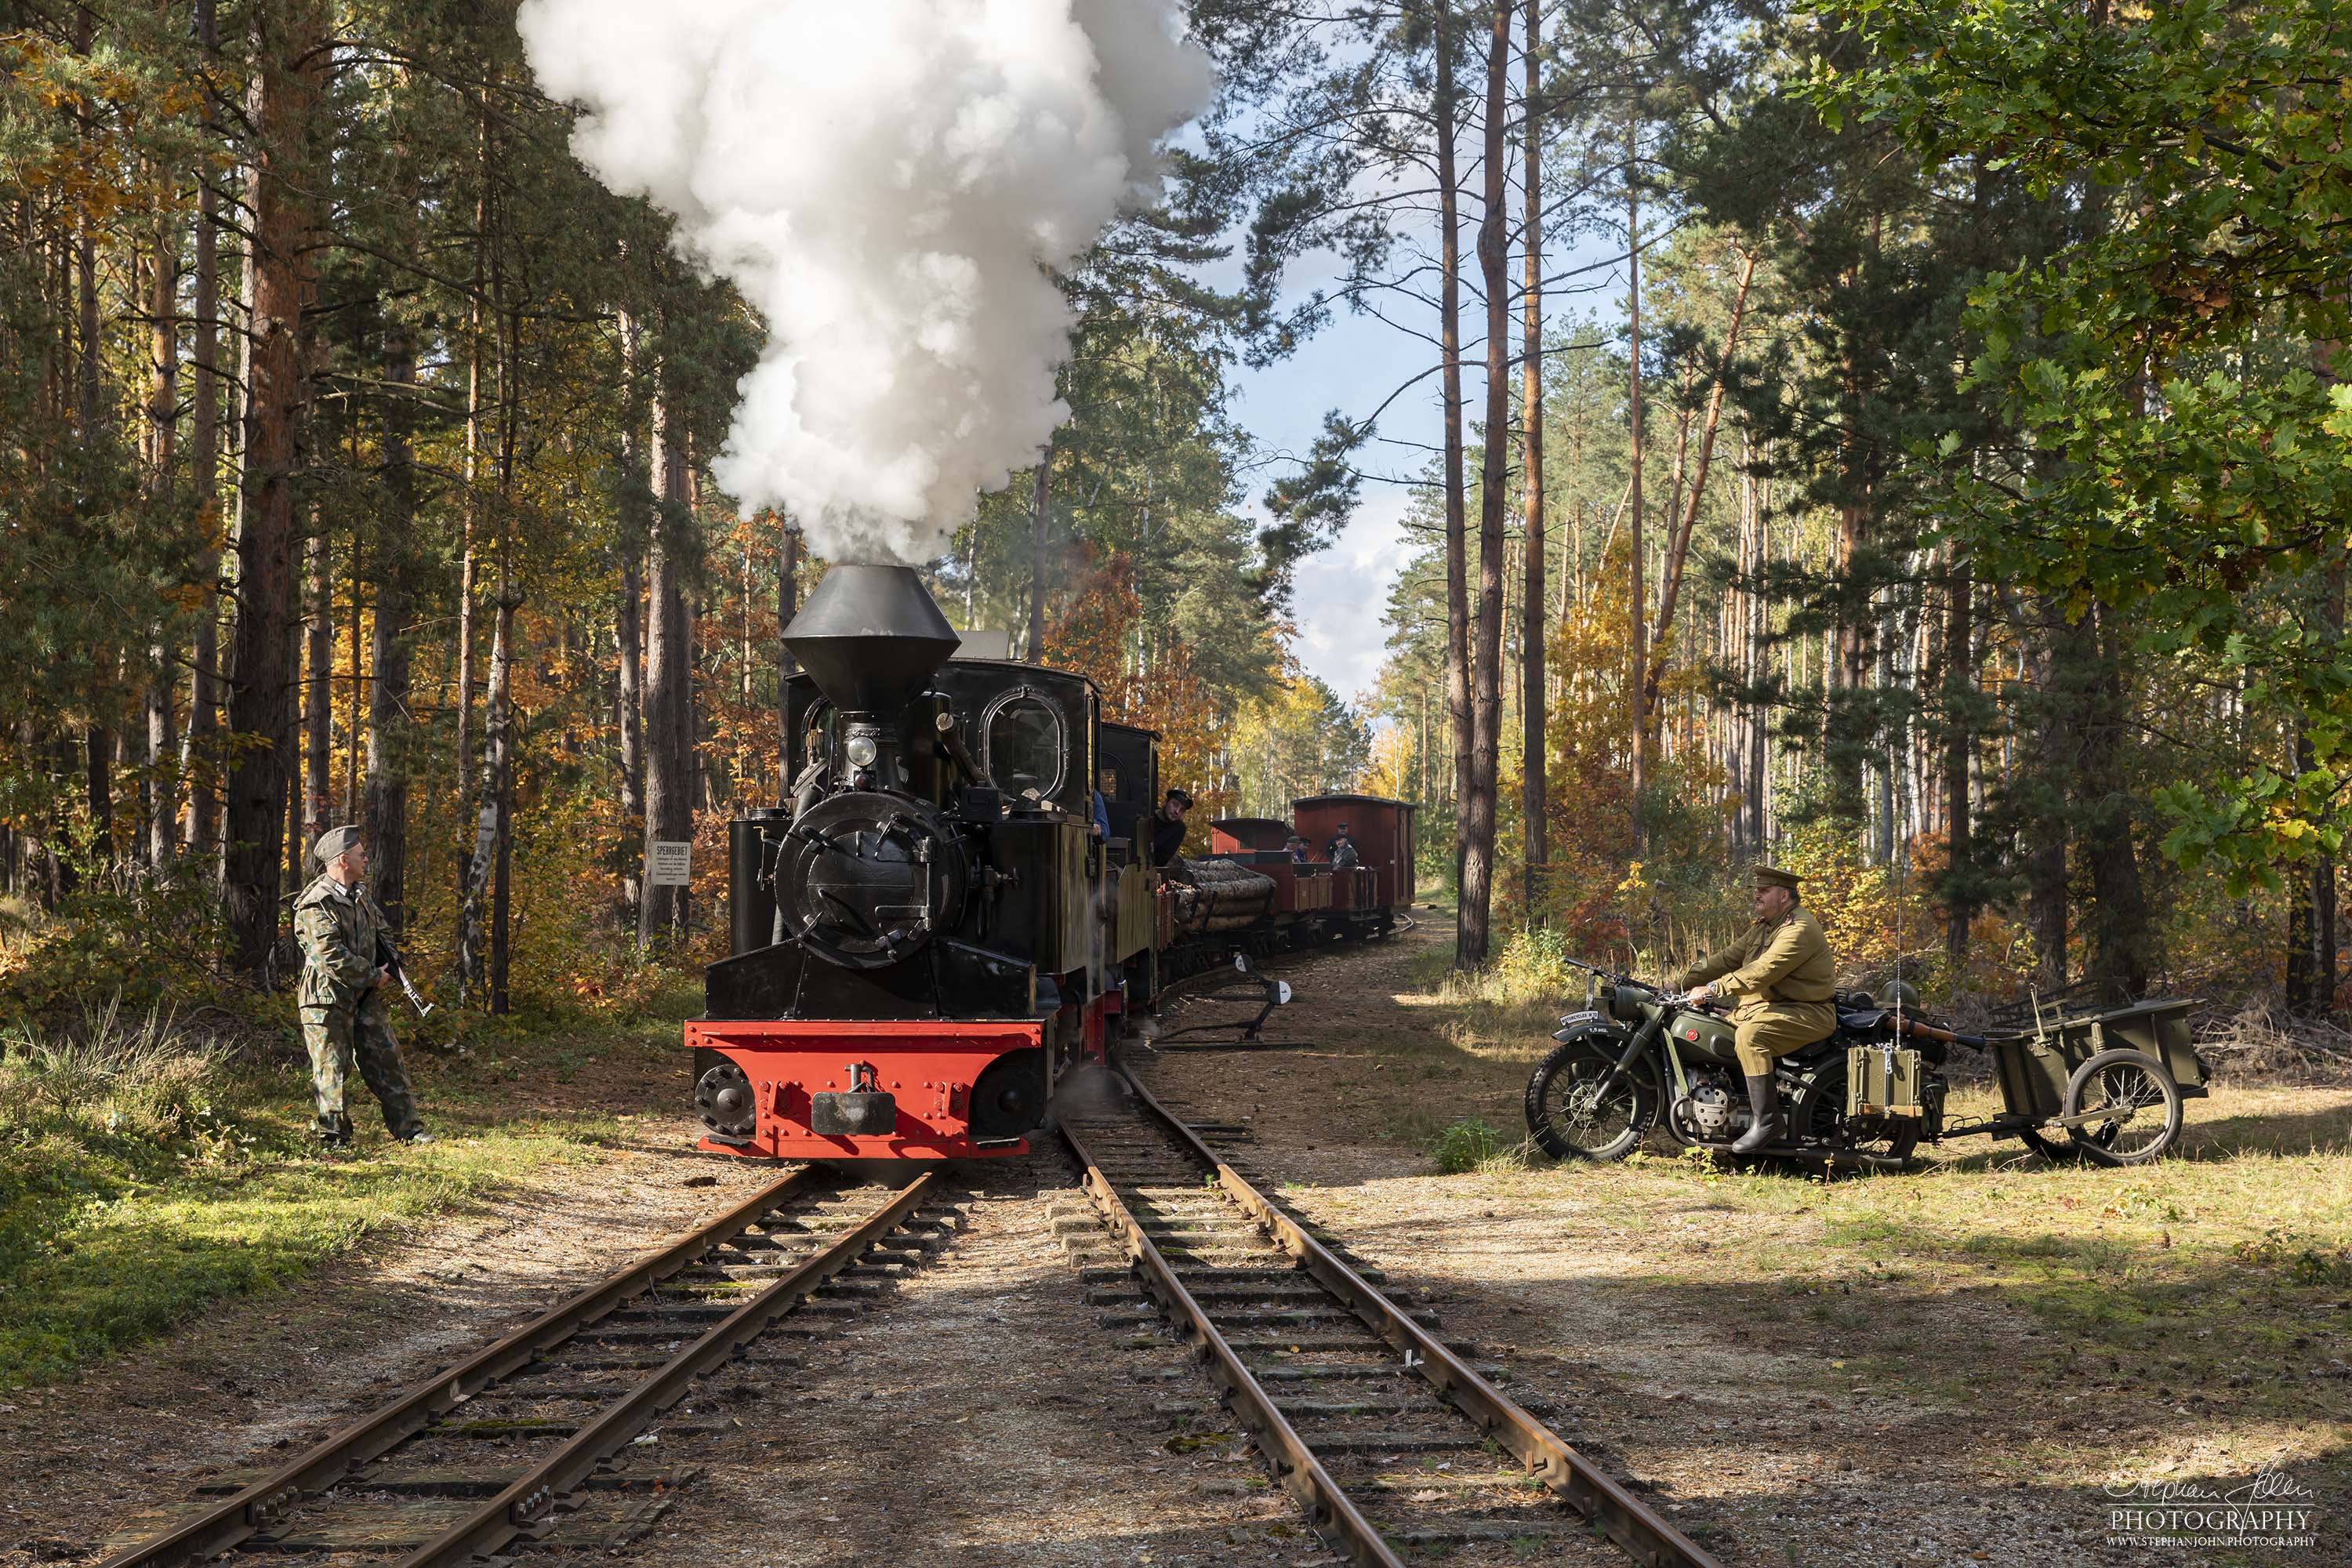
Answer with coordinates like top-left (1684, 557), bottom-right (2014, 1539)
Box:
top-left (1521, 959), bottom-right (1978, 1170)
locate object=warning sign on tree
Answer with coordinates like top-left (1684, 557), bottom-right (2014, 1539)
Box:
top-left (648, 840), bottom-right (693, 888)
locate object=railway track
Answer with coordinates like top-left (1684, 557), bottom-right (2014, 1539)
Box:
top-left (96, 1169), bottom-right (950, 1568)
top-left (1059, 1072), bottom-right (1719, 1568)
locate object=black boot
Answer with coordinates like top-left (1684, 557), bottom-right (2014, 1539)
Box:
top-left (1731, 1073), bottom-right (1782, 1155)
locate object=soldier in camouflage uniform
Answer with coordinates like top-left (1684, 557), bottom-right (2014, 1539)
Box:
top-left (296, 826), bottom-right (430, 1148)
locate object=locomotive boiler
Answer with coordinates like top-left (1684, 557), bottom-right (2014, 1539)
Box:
top-left (684, 561), bottom-right (1421, 1163)
top-left (687, 564), bottom-right (1127, 1160)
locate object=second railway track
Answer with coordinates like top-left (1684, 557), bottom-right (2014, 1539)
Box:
top-left (96, 1168), bottom-right (953, 1568)
top-left (1060, 1071), bottom-right (1719, 1568)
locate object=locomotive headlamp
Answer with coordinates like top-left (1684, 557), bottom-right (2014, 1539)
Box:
top-left (846, 734), bottom-right (879, 768)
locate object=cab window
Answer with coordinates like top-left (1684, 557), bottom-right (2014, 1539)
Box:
top-left (985, 692), bottom-right (1065, 800)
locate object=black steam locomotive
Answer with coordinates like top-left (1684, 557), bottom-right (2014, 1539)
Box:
top-left (686, 564), bottom-right (1414, 1161)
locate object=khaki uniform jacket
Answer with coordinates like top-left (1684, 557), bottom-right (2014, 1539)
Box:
top-left (1676, 907), bottom-right (1837, 1020)
top-left (295, 873), bottom-right (389, 1011)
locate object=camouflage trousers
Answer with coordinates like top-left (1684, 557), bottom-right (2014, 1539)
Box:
top-left (302, 994), bottom-right (421, 1140)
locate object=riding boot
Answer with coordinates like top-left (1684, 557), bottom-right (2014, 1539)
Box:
top-left (1730, 1073), bottom-right (1782, 1154)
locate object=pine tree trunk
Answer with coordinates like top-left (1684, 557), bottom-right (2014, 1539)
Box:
top-left (303, 514), bottom-right (332, 845)
top-left (183, 0), bottom-right (223, 863)
top-left (146, 216), bottom-right (182, 866)
top-left (85, 726), bottom-right (113, 862)
top-left (615, 307), bottom-right (646, 918)
top-left (1748, 459), bottom-right (1770, 848)
top-left (1461, 0), bottom-right (1512, 967)
top-left (223, 0), bottom-right (325, 977)
top-left (1944, 550), bottom-right (1973, 971)
top-left (1518, 0), bottom-right (1546, 923)
top-left (2078, 609), bottom-right (2151, 1002)
top-left (777, 522), bottom-right (801, 768)
top-left (365, 320), bottom-right (416, 932)
top-left (1645, 249), bottom-right (1755, 723)
top-left (1029, 447), bottom-right (1051, 661)
top-left (638, 364), bottom-right (694, 949)
top-left (1433, 2), bottom-right (1473, 951)
top-left (488, 580), bottom-right (517, 1011)
top-left (1624, 115), bottom-right (1647, 848)
top-left (453, 109), bottom-right (488, 898)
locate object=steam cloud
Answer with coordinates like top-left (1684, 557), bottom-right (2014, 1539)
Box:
top-left (517, 0), bottom-right (1214, 566)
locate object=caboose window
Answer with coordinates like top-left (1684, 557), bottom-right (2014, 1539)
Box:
top-left (984, 691), bottom-right (1065, 799)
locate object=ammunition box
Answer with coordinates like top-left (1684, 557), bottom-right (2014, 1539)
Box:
top-left (1848, 1044), bottom-right (1928, 1119)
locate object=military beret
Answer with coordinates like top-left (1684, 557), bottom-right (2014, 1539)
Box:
top-left (1753, 864), bottom-right (1802, 891)
top-left (312, 825), bottom-right (362, 864)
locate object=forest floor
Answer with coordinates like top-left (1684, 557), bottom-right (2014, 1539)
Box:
top-left (0, 985), bottom-right (721, 1388)
top-left (6, 920), bottom-right (2347, 1567)
top-left (1142, 909), bottom-right (2352, 1567)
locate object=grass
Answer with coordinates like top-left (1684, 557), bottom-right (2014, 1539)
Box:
top-left (1428, 1117), bottom-right (1516, 1174)
top-left (1247, 913), bottom-right (2352, 1526)
top-left (0, 993), bottom-right (684, 1388)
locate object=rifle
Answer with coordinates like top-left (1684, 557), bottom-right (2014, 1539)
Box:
top-left (375, 932), bottom-right (435, 1018)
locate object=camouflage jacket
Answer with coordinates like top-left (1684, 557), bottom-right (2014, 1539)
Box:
top-left (295, 873), bottom-right (388, 1011)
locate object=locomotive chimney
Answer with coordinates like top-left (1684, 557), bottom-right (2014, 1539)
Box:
top-left (782, 563), bottom-right (961, 718)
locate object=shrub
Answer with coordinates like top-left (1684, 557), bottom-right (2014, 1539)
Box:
top-left (0, 996), bottom-right (236, 1149)
top-left (1428, 1117), bottom-right (1510, 1174)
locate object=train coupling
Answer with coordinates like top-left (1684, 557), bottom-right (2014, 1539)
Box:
top-left (811, 1061), bottom-right (897, 1137)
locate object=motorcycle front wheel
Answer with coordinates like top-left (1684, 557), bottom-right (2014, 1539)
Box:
top-left (1524, 1039), bottom-right (1658, 1160)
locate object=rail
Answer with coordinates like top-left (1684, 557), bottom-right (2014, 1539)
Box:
top-left (98, 1168), bottom-right (940, 1568)
top-left (1067, 1069), bottom-right (1720, 1568)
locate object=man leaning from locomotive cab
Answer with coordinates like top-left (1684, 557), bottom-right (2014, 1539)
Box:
top-left (1149, 788), bottom-right (1192, 869)
top-left (1675, 865), bottom-right (1835, 1155)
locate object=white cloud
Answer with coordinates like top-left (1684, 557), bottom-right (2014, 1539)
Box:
top-left (1288, 486), bottom-right (1416, 706)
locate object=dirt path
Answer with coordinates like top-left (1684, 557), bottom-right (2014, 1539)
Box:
top-left (590, 1155), bottom-right (1312, 1568)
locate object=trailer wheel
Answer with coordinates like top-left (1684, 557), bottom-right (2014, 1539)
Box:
top-left (2062, 1048), bottom-right (2183, 1167)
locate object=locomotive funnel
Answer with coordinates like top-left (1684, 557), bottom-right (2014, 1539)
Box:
top-left (783, 563), bottom-right (962, 716)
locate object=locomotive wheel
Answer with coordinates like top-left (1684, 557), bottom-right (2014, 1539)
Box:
top-left (1524, 1039), bottom-right (1657, 1161)
top-left (2061, 1048), bottom-right (2183, 1167)
top-left (1794, 1056), bottom-right (1921, 1170)
top-left (694, 1060), bottom-right (757, 1142)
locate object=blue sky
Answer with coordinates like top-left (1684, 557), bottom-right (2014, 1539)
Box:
top-left (1234, 303), bottom-right (1436, 706)
top-left (1232, 233), bottom-right (1628, 710)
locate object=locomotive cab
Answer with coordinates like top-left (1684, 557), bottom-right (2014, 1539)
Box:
top-left (688, 564), bottom-right (1121, 1160)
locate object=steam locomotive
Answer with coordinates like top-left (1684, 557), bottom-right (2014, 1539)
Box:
top-left (685, 564), bottom-right (1415, 1161)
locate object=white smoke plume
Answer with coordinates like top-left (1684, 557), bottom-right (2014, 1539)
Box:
top-left (517, 0), bottom-right (1215, 566)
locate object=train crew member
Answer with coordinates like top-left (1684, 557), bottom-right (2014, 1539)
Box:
top-left (1287, 833), bottom-right (1312, 864)
top-left (1675, 865), bottom-right (1835, 1155)
top-left (296, 826), bottom-right (431, 1150)
top-left (1327, 822), bottom-right (1361, 868)
top-left (1149, 787), bottom-right (1192, 868)
top-left (1091, 767), bottom-right (1113, 840)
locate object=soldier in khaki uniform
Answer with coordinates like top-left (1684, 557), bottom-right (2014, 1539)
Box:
top-left (1675, 865), bottom-right (1836, 1153)
top-left (296, 826), bottom-right (430, 1149)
